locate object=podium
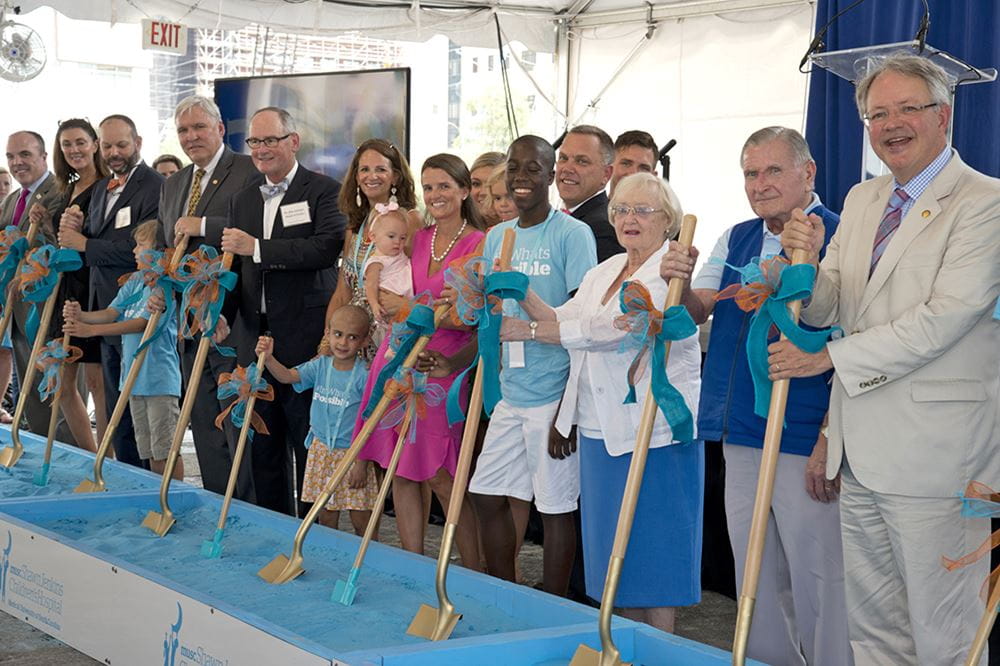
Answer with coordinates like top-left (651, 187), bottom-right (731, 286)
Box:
top-left (808, 40), bottom-right (997, 180)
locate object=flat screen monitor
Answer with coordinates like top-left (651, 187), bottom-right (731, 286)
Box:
top-left (214, 67), bottom-right (410, 183)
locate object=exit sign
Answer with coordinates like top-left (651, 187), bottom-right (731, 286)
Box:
top-left (141, 19), bottom-right (188, 55)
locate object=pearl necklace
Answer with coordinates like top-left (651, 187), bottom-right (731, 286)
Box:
top-left (430, 219), bottom-right (468, 263)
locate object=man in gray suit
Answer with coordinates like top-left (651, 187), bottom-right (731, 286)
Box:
top-left (158, 95), bottom-right (261, 500)
top-left (1, 131), bottom-right (75, 440)
top-left (778, 54), bottom-right (1000, 663)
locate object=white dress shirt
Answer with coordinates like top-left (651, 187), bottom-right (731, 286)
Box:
top-left (553, 239), bottom-right (702, 455)
top-left (255, 161), bottom-right (298, 313)
top-left (104, 165), bottom-right (139, 218)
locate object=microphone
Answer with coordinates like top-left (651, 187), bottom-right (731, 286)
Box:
top-left (658, 139), bottom-right (677, 162)
top-left (798, 0), bottom-right (871, 73)
top-left (915, 0), bottom-right (930, 54)
top-left (658, 139), bottom-right (677, 182)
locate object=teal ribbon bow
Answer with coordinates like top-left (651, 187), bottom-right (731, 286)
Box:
top-left (745, 262), bottom-right (837, 418)
top-left (115, 249), bottom-right (182, 357)
top-left (215, 360), bottom-right (273, 441)
top-left (172, 245), bottom-right (238, 356)
top-left (444, 260), bottom-right (529, 424)
top-left (616, 280), bottom-right (696, 442)
top-left (34, 339), bottom-right (80, 402)
top-left (362, 300), bottom-right (436, 419)
top-left (379, 367), bottom-right (446, 443)
top-left (0, 226), bottom-right (28, 314)
top-left (20, 245), bottom-right (82, 342)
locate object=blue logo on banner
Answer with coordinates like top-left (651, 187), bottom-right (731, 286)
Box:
top-left (0, 531), bottom-right (10, 604)
top-left (163, 602), bottom-right (182, 666)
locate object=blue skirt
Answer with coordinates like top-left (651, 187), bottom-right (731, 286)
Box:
top-left (580, 434), bottom-right (704, 608)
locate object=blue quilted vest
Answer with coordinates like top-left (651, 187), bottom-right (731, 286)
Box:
top-left (698, 206), bottom-right (839, 455)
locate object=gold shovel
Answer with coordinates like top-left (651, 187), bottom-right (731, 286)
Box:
top-left (33, 332), bottom-right (73, 486)
top-left (258, 302), bottom-right (451, 584)
top-left (1, 267), bottom-right (66, 468)
top-left (570, 214), bottom-right (697, 666)
top-left (141, 249), bottom-right (232, 534)
top-left (408, 227), bottom-right (516, 640)
top-left (731, 246), bottom-right (810, 665)
top-left (964, 576), bottom-right (1000, 666)
top-left (76, 238), bottom-right (190, 493)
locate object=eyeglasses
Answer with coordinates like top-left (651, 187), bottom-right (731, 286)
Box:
top-left (862, 102), bottom-right (939, 128)
top-left (611, 204), bottom-right (663, 220)
top-left (245, 134), bottom-right (291, 149)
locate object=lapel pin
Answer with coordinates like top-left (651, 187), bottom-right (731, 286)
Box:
top-left (212, 179), bottom-right (219, 185)
top-left (921, 210), bottom-right (930, 218)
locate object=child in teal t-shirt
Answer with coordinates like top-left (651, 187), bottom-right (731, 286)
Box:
top-left (255, 304), bottom-right (377, 536)
top-left (62, 220), bottom-right (183, 479)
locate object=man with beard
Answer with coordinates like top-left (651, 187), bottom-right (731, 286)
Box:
top-left (59, 115), bottom-right (162, 467)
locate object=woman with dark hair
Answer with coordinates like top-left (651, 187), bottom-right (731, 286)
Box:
top-left (354, 153), bottom-right (484, 566)
top-left (26, 118), bottom-right (109, 452)
top-left (325, 140), bottom-right (422, 345)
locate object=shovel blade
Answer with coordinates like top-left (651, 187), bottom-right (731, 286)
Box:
top-left (569, 644), bottom-right (629, 666)
top-left (200, 529), bottom-right (224, 559)
top-left (74, 478), bottom-right (105, 493)
top-left (257, 554), bottom-right (304, 584)
top-left (406, 604), bottom-right (461, 641)
top-left (33, 463), bottom-right (50, 487)
top-left (0, 445), bottom-right (22, 469)
top-left (332, 578), bottom-right (357, 606)
top-left (141, 511), bottom-right (175, 537)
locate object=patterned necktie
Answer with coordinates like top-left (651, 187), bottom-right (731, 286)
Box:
top-left (870, 187), bottom-right (909, 276)
top-left (11, 189), bottom-right (29, 225)
top-left (106, 174), bottom-right (127, 192)
top-left (186, 168), bottom-right (206, 216)
top-left (259, 180), bottom-right (288, 200)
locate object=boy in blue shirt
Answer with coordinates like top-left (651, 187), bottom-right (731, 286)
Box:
top-left (469, 135), bottom-right (597, 595)
top-left (255, 304), bottom-right (376, 536)
top-left (63, 220), bottom-right (183, 478)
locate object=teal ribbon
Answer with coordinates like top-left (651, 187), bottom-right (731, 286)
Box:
top-left (746, 263), bottom-right (837, 418)
top-left (34, 339), bottom-right (75, 402)
top-left (993, 296), bottom-right (999, 321)
top-left (617, 281), bottom-right (696, 442)
top-left (379, 367), bottom-right (446, 443)
top-left (445, 267), bottom-right (529, 424)
top-left (116, 249), bottom-right (181, 357)
top-left (172, 245), bottom-right (238, 356)
top-left (0, 226), bottom-right (28, 314)
top-left (215, 360), bottom-right (269, 441)
top-left (362, 301), bottom-right (436, 419)
top-left (20, 245), bottom-right (82, 342)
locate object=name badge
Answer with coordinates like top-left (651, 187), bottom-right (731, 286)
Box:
top-left (506, 341), bottom-right (526, 369)
top-left (114, 206), bottom-right (131, 230)
top-left (280, 201), bottom-right (311, 227)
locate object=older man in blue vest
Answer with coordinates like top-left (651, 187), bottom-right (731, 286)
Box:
top-left (660, 126), bottom-right (850, 665)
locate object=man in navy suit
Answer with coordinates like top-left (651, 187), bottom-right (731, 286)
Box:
top-left (220, 106), bottom-right (345, 515)
top-left (158, 95), bottom-right (262, 501)
top-left (59, 114), bottom-right (162, 466)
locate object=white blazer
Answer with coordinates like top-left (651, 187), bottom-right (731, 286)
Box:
top-left (553, 241), bottom-right (702, 455)
top-left (803, 153), bottom-right (1000, 497)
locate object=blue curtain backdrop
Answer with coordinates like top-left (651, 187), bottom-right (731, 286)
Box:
top-left (806, 1), bottom-right (1000, 212)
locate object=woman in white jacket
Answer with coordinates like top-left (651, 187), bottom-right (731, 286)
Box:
top-left (501, 172), bottom-right (703, 633)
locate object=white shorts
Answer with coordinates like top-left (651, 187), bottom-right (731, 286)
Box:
top-left (469, 398), bottom-right (579, 514)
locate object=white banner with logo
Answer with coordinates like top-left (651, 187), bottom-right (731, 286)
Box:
top-left (0, 520), bottom-right (332, 665)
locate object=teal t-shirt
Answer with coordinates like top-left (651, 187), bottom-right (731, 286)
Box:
top-left (483, 209), bottom-right (597, 407)
top-left (109, 274), bottom-right (181, 397)
top-left (292, 357), bottom-right (368, 449)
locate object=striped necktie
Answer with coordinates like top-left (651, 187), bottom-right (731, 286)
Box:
top-left (870, 187), bottom-right (909, 276)
top-left (186, 168), bottom-right (206, 216)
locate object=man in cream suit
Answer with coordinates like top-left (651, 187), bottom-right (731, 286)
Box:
top-left (776, 54), bottom-right (1000, 664)
top-left (158, 95), bottom-right (261, 501)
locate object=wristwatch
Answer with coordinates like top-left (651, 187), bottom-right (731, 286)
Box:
top-left (529, 320), bottom-right (538, 341)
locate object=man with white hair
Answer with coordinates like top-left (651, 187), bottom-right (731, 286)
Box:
top-left (158, 95), bottom-right (262, 500)
top-left (778, 54), bottom-right (1000, 663)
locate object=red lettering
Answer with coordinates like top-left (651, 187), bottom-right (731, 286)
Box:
top-left (150, 22), bottom-right (161, 45)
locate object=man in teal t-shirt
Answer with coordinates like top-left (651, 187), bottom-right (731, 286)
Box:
top-left (469, 135), bottom-right (597, 596)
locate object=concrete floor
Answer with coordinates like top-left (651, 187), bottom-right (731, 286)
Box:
top-left (0, 436), bottom-right (737, 664)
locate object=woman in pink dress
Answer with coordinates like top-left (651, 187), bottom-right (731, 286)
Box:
top-left (355, 153), bottom-right (485, 567)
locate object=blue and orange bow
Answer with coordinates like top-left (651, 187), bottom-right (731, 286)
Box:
top-left (34, 338), bottom-right (82, 402)
top-left (379, 367), bottom-right (446, 443)
top-left (719, 255), bottom-right (837, 418)
top-left (172, 245), bottom-right (237, 342)
top-left (942, 481), bottom-right (1000, 601)
top-left (215, 362), bottom-right (274, 440)
top-left (115, 249), bottom-right (182, 355)
top-left (363, 293), bottom-right (437, 419)
top-left (613, 280), bottom-right (696, 442)
top-left (443, 253), bottom-right (528, 424)
top-left (0, 226), bottom-right (28, 315)
top-left (18, 244), bottom-right (82, 342)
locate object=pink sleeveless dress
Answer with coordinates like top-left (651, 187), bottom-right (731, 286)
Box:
top-left (354, 225), bottom-right (484, 481)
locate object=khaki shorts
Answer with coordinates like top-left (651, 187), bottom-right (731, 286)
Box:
top-left (130, 394), bottom-right (179, 461)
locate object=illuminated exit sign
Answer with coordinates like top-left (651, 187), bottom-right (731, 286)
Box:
top-left (141, 19), bottom-right (188, 55)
